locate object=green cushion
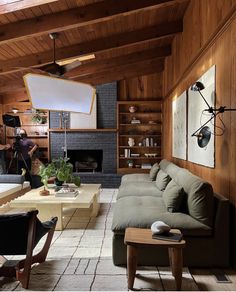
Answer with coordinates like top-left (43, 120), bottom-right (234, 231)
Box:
top-left (112, 196), bottom-right (212, 236)
top-left (117, 182), bottom-right (162, 200)
top-left (121, 173), bottom-right (151, 183)
top-left (175, 169), bottom-right (214, 227)
top-left (155, 169), bottom-right (171, 191)
top-left (149, 163), bottom-right (160, 181)
top-left (162, 180), bottom-right (185, 212)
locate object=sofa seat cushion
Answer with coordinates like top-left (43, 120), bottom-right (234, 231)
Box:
top-left (117, 182), bottom-right (162, 200)
top-left (0, 184), bottom-right (22, 199)
top-left (121, 173), bottom-right (151, 183)
top-left (112, 196), bottom-right (212, 237)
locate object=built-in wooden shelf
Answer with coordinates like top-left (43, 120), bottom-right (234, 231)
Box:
top-left (119, 146), bottom-right (161, 148)
top-left (119, 156), bottom-right (161, 160)
top-left (49, 128), bottom-right (117, 132)
top-left (119, 112), bottom-right (161, 115)
top-left (120, 123), bottom-right (161, 126)
top-left (117, 168), bottom-right (150, 174)
top-left (120, 134), bottom-right (161, 137)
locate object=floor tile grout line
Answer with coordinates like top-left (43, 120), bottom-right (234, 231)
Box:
top-left (157, 267), bottom-right (165, 291)
top-left (52, 210), bottom-right (93, 291)
top-left (89, 190), bottom-right (114, 291)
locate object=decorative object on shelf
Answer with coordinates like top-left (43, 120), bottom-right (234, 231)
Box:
top-left (148, 121), bottom-right (157, 124)
top-left (129, 106), bottom-right (137, 113)
top-left (128, 137), bottom-right (135, 147)
top-left (127, 160), bottom-right (134, 168)
top-left (32, 110), bottom-right (47, 124)
top-left (135, 164), bottom-right (141, 168)
top-left (141, 163), bottom-right (152, 169)
top-left (131, 153), bottom-right (140, 157)
top-left (138, 142), bottom-right (142, 147)
top-left (124, 149), bottom-right (131, 158)
top-left (145, 153), bottom-right (158, 157)
top-left (131, 117), bottom-right (141, 124)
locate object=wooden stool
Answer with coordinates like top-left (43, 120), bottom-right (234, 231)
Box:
top-left (124, 227), bottom-right (186, 291)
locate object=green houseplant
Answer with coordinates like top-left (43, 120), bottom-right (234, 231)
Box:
top-left (39, 158), bottom-right (80, 195)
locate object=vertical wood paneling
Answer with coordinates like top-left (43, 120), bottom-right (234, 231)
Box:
top-left (162, 0), bottom-right (236, 201)
top-left (118, 73), bottom-right (163, 100)
top-left (162, 0), bottom-right (236, 262)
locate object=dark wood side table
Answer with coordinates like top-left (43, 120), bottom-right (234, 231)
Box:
top-left (124, 227), bottom-right (186, 291)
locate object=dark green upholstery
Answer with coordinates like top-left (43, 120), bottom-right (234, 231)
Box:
top-left (112, 159), bottom-right (230, 267)
top-left (117, 181), bottom-right (162, 200)
top-left (162, 180), bottom-right (185, 212)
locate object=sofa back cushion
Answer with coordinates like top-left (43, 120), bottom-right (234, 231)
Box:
top-left (149, 163), bottom-right (160, 180)
top-left (159, 159), bottom-right (214, 227)
top-left (162, 180), bottom-right (184, 212)
top-left (155, 169), bottom-right (171, 191)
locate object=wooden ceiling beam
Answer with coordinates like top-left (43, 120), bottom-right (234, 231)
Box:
top-left (65, 46), bottom-right (171, 79)
top-left (0, 21), bottom-right (182, 75)
top-left (74, 57), bottom-right (164, 85)
top-left (0, 46), bottom-right (169, 93)
top-left (0, 0), bottom-right (60, 15)
top-left (0, 0), bottom-right (186, 44)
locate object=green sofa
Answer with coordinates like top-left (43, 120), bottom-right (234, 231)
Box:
top-left (112, 159), bottom-right (230, 267)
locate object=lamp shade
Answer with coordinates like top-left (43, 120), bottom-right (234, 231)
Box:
top-left (23, 73), bottom-right (96, 113)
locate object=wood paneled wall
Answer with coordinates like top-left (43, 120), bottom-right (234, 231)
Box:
top-left (162, 0), bottom-right (236, 233)
top-left (118, 72), bottom-right (163, 100)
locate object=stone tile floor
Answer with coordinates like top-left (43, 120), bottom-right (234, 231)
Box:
top-left (0, 188), bottom-right (236, 291)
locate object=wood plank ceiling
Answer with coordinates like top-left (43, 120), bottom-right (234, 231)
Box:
top-left (0, 0), bottom-right (190, 95)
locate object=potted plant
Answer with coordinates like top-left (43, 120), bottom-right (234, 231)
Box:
top-left (32, 110), bottom-right (47, 124)
top-left (39, 158), bottom-right (80, 195)
top-left (127, 159), bottom-right (134, 168)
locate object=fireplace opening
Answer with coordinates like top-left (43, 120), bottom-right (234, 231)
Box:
top-left (67, 149), bottom-right (103, 172)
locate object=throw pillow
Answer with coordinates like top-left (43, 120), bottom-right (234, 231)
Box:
top-left (155, 169), bottom-right (171, 191)
top-left (149, 163), bottom-right (160, 181)
top-left (162, 180), bottom-right (185, 212)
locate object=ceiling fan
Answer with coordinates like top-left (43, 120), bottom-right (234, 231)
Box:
top-left (37, 32), bottom-right (82, 77)
top-left (16, 33), bottom-right (95, 78)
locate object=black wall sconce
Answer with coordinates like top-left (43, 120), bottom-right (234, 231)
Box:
top-left (190, 81), bottom-right (236, 147)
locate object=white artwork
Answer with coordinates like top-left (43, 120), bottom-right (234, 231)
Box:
top-left (172, 92), bottom-right (187, 160)
top-left (70, 95), bottom-right (97, 129)
top-left (188, 65), bottom-right (216, 168)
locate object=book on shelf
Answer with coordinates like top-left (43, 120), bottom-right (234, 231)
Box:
top-left (124, 149), bottom-right (130, 158)
top-left (141, 163), bottom-right (152, 169)
top-left (152, 231), bottom-right (183, 242)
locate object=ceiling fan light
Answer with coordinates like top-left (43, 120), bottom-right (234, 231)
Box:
top-left (56, 54), bottom-right (95, 66)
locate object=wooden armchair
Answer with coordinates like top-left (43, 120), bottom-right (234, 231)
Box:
top-left (0, 210), bottom-right (57, 289)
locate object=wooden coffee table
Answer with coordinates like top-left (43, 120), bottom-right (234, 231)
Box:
top-left (124, 227), bottom-right (186, 291)
top-left (9, 184), bottom-right (101, 230)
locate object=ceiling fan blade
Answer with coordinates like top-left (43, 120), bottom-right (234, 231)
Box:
top-left (62, 60), bottom-right (82, 73)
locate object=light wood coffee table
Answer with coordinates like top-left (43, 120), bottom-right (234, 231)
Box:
top-left (124, 227), bottom-right (186, 291)
top-left (9, 184), bottom-right (101, 230)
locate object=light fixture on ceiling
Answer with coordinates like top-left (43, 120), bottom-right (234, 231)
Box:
top-left (12, 108), bottom-right (19, 114)
top-left (56, 54), bottom-right (96, 66)
top-left (191, 81), bottom-right (236, 147)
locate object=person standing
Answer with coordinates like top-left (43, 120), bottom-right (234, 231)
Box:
top-left (14, 129), bottom-right (38, 183)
